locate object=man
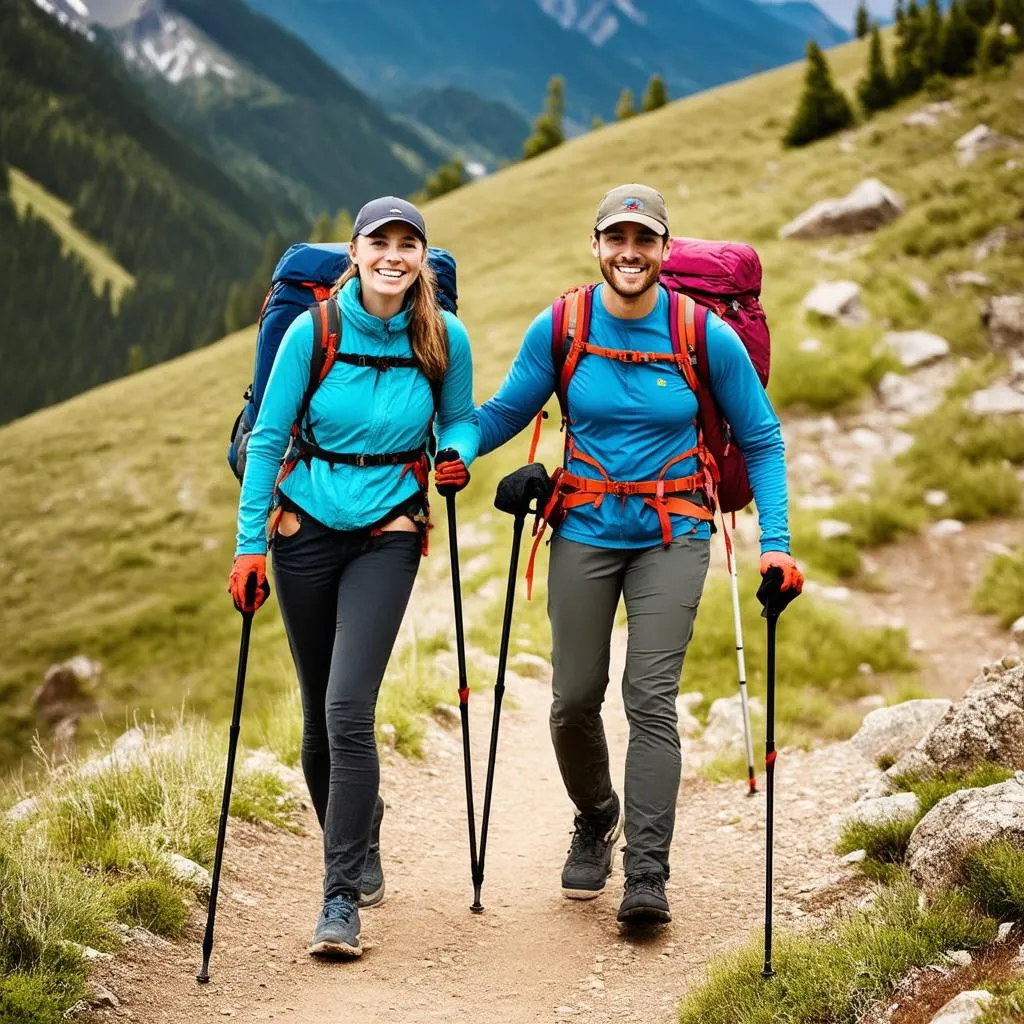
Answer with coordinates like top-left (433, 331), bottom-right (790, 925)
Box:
top-left (477, 184), bottom-right (803, 924)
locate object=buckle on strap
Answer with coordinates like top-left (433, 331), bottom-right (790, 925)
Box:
top-left (609, 480), bottom-right (642, 497)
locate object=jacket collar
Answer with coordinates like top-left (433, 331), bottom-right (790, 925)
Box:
top-left (339, 277), bottom-right (412, 339)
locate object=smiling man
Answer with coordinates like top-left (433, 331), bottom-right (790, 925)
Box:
top-left (475, 183), bottom-right (801, 925)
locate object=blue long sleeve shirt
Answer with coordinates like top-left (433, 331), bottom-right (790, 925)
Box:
top-left (477, 285), bottom-right (790, 553)
top-left (236, 277), bottom-right (479, 555)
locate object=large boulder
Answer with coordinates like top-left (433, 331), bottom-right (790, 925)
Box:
top-left (883, 330), bottom-right (950, 369)
top-left (701, 693), bottom-right (763, 751)
top-left (907, 772), bottom-right (1024, 891)
top-left (850, 699), bottom-right (953, 764)
top-left (32, 655), bottom-right (100, 726)
top-left (780, 179), bottom-right (905, 240)
top-left (967, 384), bottom-right (1024, 417)
top-left (928, 991), bottom-right (993, 1024)
top-left (843, 791), bottom-right (921, 827)
top-left (886, 659), bottom-right (1024, 781)
top-left (802, 280), bottom-right (866, 325)
top-left (985, 295), bottom-right (1024, 352)
top-left (955, 124), bottom-right (1019, 167)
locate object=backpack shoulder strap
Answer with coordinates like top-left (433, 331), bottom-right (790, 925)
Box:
top-left (552, 284), bottom-right (595, 421)
top-left (295, 298), bottom-right (341, 437)
top-left (668, 291), bottom-right (705, 395)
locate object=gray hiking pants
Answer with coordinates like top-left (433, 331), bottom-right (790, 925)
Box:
top-left (547, 534), bottom-right (711, 880)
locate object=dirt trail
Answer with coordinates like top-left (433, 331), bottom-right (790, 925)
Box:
top-left (90, 627), bottom-right (872, 1024)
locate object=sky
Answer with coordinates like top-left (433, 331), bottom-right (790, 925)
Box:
top-left (760, 0), bottom-right (895, 30)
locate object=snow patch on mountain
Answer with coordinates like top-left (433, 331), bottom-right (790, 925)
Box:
top-left (536, 0), bottom-right (645, 47)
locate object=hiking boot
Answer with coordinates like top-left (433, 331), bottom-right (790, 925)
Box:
top-left (359, 795), bottom-right (385, 908)
top-left (561, 793), bottom-right (623, 899)
top-left (617, 872), bottom-right (672, 924)
top-left (308, 895), bottom-right (362, 958)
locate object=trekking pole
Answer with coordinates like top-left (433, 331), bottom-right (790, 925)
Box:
top-left (473, 508), bottom-right (528, 913)
top-left (197, 574), bottom-right (267, 984)
top-left (444, 491), bottom-right (482, 909)
top-left (755, 566), bottom-right (798, 980)
top-left (723, 514), bottom-right (757, 796)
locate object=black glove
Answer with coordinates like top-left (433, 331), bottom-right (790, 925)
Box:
top-left (494, 463), bottom-right (553, 517)
top-left (756, 566), bottom-right (801, 619)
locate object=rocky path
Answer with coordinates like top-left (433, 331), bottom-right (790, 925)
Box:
top-left (86, 627), bottom-right (873, 1024)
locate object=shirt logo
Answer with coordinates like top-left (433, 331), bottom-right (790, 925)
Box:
top-left (623, 197), bottom-right (644, 211)
top-left (656, 378), bottom-right (667, 387)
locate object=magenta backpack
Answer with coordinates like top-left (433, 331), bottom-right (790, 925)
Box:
top-left (660, 237), bottom-right (771, 513)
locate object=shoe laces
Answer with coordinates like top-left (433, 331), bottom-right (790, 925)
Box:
top-left (567, 815), bottom-right (609, 864)
top-left (626, 872), bottom-right (665, 896)
top-left (322, 896), bottom-right (356, 923)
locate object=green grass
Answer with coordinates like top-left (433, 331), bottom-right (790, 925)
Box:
top-left (8, 167), bottom-right (135, 309)
top-left (963, 841), bottom-right (1024, 920)
top-left (677, 885), bottom-right (996, 1024)
top-left (980, 980), bottom-right (1024, 1023)
top-left (973, 547), bottom-right (1024, 628)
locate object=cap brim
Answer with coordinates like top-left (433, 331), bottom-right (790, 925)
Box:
top-left (595, 212), bottom-right (668, 236)
top-left (358, 216), bottom-right (426, 242)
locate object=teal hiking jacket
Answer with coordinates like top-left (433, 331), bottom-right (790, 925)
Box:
top-left (236, 278), bottom-right (479, 555)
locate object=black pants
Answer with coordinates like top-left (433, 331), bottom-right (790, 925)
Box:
top-left (272, 511), bottom-right (421, 900)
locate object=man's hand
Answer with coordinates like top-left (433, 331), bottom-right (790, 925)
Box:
top-left (494, 463), bottom-right (554, 517)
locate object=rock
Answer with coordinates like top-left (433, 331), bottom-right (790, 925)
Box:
top-left (975, 226), bottom-right (1010, 263)
top-left (902, 101), bottom-right (959, 129)
top-left (947, 271), bottom-right (992, 290)
top-left (928, 990), bottom-right (993, 1024)
top-left (804, 581), bottom-right (851, 602)
top-left (851, 700), bottom-right (953, 764)
top-left (956, 124), bottom-right (1019, 167)
top-left (86, 983), bottom-right (120, 1009)
top-left (841, 849), bottom-right (867, 864)
top-left (802, 281), bottom-right (866, 325)
top-left (796, 494), bottom-right (836, 511)
top-left (985, 295), bottom-right (1024, 352)
top-left (163, 852), bottom-right (211, 894)
top-left (378, 723), bottom-right (397, 752)
top-left (943, 950), bottom-right (973, 968)
top-left (883, 330), bottom-right (950, 369)
top-left (1012, 616), bottom-right (1024, 641)
top-left (510, 652), bottom-right (550, 677)
top-left (799, 337), bottom-right (822, 352)
top-left (998, 922), bottom-right (1015, 942)
top-left (818, 519), bottom-right (853, 540)
top-left (780, 178), bottom-right (905, 239)
top-left (858, 695), bottom-right (887, 710)
top-left (928, 519), bottom-right (965, 538)
top-left (888, 660), bottom-right (1024, 781)
top-left (78, 728), bottom-right (154, 779)
top-left (702, 694), bottom-right (764, 751)
top-left (844, 792), bottom-right (921, 827)
top-left (675, 695), bottom-right (702, 738)
top-left (240, 749), bottom-right (305, 792)
top-left (925, 490), bottom-right (948, 507)
top-left (967, 384), bottom-right (1024, 417)
top-left (909, 774), bottom-right (1024, 891)
top-left (678, 691), bottom-right (704, 712)
top-left (113, 727), bottom-right (146, 756)
top-left (5, 796), bottom-right (39, 823)
top-left (432, 703), bottom-right (461, 729)
top-left (32, 656), bottom-right (100, 726)
top-left (909, 277), bottom-right (931, 300)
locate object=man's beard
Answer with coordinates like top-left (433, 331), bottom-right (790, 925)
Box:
top-left (599, 257), bottom-right (661, 299)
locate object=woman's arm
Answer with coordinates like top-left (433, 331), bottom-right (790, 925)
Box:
top-left (476, 307), bottom-right (557, 457)
top-left (235, 311), bottom-right (315, 555)
top-left (704, 313), bottom-right (790, 554)
top-left (436, 314), bottom-right (480, 465)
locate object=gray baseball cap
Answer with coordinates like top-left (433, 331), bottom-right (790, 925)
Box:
top-left (352, 196), bottom-right (427, 242)
top-left (594, 183), bottom-right (669, 237)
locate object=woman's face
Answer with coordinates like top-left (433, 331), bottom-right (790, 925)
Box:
top-left (349, 222), bottom-right (426, 307)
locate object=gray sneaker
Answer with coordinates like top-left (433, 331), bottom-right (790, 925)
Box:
top-left (359, 795), bottom-right (385, 908)
top-left (561, 793), bottom-right (623, 899)
top-left (309, 896), bottom-right (362, 958)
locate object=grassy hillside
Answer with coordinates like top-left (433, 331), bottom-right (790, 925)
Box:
top-left (8, 167), bottom-right (135, 308)
top-left (1, 34), bottom-right (1022, 769)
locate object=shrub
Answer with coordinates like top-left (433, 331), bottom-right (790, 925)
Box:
top-left (110, 878), bottom-right (188, 938)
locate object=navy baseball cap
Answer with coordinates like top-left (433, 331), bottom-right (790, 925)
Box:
top-left (352, 196), bottom-right (427, 243)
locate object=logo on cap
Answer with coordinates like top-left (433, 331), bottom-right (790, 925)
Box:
top-left (623, 198), bottom-right (644, 211)
top-left (389, 208), bottom-right (403, 214)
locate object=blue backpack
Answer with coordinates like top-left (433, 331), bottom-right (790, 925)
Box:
top-left (227, 242), bottom-right (458, 481)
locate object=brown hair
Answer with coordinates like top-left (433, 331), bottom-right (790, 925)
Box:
top-left (334, 256), bottom-right (449, 383)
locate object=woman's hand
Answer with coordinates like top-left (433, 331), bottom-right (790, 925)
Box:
top-left (228, 554), bottom-right (270, 613)
top-left (434, 448), bottom-right (470, 496)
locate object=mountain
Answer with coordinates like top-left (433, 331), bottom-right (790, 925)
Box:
top-left (756, 1), bottom-right (852, 46)
top-left (392, 88), bottom-right (532, 168)
top-left (245, 0), bottom-right (842, 123)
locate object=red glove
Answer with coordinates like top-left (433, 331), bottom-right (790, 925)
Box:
top-left (228, 554), bottom-right (269, 613)
top-left (759, 552), bottom-right (804, 594)
top-left (434, 449), bottom-right (470, 496)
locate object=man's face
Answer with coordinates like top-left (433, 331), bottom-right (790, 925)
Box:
top-left (592, 221), bottom-right (670, 299)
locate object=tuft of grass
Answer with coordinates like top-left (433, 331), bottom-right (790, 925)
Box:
top-left (0, 969), bottom-right (83, 1024)
top-left (677, 884), bottom-right (996, 1024)
top-left (109, 878), bottom-right (188, 939)
top-left (892, 763), bottom-right (1015, 815)
top-left (963, 841), bottom-right (1024, 920)
top-left (973, 547), bottom-right (1024, 628)
top-left (837, 817), bottom-right (918, 868)
top-left (980, 979), bottom-right (1024, 1024)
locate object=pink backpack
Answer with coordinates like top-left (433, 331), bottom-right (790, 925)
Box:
top-left (660, 237), bottom-right (770, 513)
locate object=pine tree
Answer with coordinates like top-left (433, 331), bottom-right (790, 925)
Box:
top-left (856, 0), bottom-right (871, 37)
top-left (918, 0), bottom-right (944, 78)
top-left (310, 211), bottom-right (333, 242)
top-left (894, 0), bottom-right (926, 94)
top-left (423, 158), bottom-right (467, 199)
top-left (939, 0), bottom-right (981, 74)
top-left (333, 208), bottom-right (353, 241)
top-left (641, 74), bottom-right (669, 112)
top-left (523, 75), bottom-right (565, 159)
top-left (591, 114), bottom-right (605, 130)
top-left (615, 87), bottom-right (636, 120)
top-left (783, 41), bottom-right (855, 147)
top-left (964, 0), bottom-right (996, 24)
top-left (895, 0), bottom-right (907, 34)
top-left (978, 15), bottom-right (1011, 66)
top-left (858, 24), bottom-right (896, 112)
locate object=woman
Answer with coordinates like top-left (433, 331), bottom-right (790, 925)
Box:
top-left (229, 196), bottom-right (477, 958)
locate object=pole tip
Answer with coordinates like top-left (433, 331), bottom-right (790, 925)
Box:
top-left (196, 971), bottom-right (210, 984)
top-left (470, 902), bottom-right (484, 914)
top-left (760, 967), bottom-right (776, 980)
